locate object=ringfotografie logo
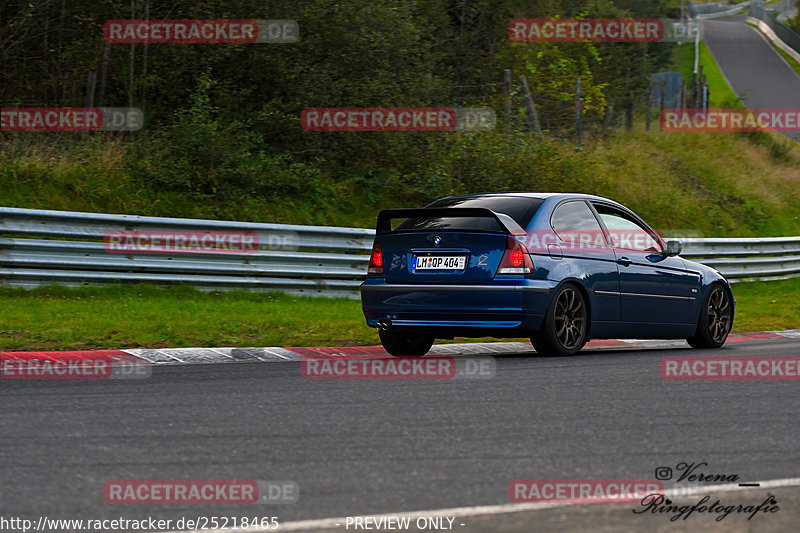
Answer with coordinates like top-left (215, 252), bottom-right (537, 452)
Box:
top-left (637, 462), bottom-right (780, 522)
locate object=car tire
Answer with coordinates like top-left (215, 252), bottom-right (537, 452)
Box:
top-left (531, 283), bottom-right (588, 356)
top-left (687, 283), bottom-right (732, 349)
top-left (379, 330), bottom-right (435, 357)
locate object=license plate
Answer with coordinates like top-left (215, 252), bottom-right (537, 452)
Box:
top-left (413, 255), bottom-right (466, 271)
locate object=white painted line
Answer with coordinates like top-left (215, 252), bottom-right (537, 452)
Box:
top-left (771, 329), bottom-right (800, 338)
top-left (115, 330), bottom-right (799, 367)
top-left (623, 339), bottom-right (689, 347)
top-left (157, 348), bottom-right (230, 363)
top-left (150, 349), bottom-right (189, 362)
top-left (446, 343), bottom-right (496, 355)
top-left (428, 345), bottom-right (458, 355)
top-left (507, 342), bottom-right (536, 352)
top-left (207, 347), bottom-right (236, 360)
top-left (262, 347), bottom-right (299, 360)
top-left (465, 343), bottom-right (504, 353)
top-left (479, 342), bottom-right (528, 353)
top-left (429, 342), bottom-right (535, 356)
top-left (121, 348), bottom-right (184, 363)
top-left (168, 476), bottom-right (800, 533)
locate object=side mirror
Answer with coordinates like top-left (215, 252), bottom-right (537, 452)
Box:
top-left (665, 239), bottom-right (682, 256)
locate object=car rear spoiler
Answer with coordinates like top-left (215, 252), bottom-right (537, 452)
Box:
top-left (376, 207), bottom-right (527, 236)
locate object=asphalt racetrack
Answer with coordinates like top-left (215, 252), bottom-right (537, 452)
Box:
top-left (703, 17), bottom-right (800, 143)
top-left (2, 337), bottom-right (799, 531)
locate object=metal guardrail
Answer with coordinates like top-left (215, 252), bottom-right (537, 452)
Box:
top-left (692, 1), bottom-right (733, 15)
top-left (695, 0), bottom-right (758, 20)
top-left (750, 4), bottom-right (800, 55)
top-left (1, 208), bottom-right (798, 298)
top-left (0, 207), bottom-right (374, 298)
top-left (679, 237), bottom-right (800, 281)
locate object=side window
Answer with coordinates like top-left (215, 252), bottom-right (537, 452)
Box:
top-left (550, 201), bottom-right (607, 248)
top-left (592, 204), bottom-right (661, 252)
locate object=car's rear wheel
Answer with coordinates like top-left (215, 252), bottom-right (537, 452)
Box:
top-left (531, 284), bottom-right (588, 356)
top-left (379, 330), bottom-right (434, 357)
top-left (687, 284), bottom-right (732, 348)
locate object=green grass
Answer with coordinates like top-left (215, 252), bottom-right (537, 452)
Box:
top-left (3, 127), bottom-right (800, 237)
top-left (0, 284), bottom-right (379, 351)
top-left (730, 277), bottom-right (800, 332)
top-left (0, 280), bottom-right (797, 352)
top-left (764, 31), bottom-right (800, 79)
top-left (670, 39), bottom-right (742, 108)
top-left (670, 38), bottom-right (696, 81)
top-left (0, 135), bottom-right (378, 228)
top-left (700, 40), bottom-right (743, 107)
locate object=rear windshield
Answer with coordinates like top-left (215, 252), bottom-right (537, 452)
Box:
top-left (394, 196), bottom-right (542, 232)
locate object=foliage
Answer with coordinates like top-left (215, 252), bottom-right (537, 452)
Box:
top-left (2, 0), bottom-right (796, 238)
top-left (786, 12), bottom-right (800, 35)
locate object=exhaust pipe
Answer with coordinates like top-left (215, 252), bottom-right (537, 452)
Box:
top-left (376, 319), bottom-right (391, 331)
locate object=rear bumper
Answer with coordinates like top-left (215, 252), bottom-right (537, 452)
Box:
top-left (360, 279), bottom-right (556, 336)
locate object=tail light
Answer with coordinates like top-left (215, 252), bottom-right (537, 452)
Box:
top-left (497, 236), bottom-right (533, 275)
top-left (368, 240), bottom-right (384, 274)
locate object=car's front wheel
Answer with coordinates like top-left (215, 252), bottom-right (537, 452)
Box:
top-left (687, 284), bottom-right (732, 348)
top-left (531, 284), bottom-right (588, 356)
top-left (379, 330), bottom-right (434, 357)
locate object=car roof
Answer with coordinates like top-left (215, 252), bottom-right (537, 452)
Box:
top-left (435, 192), bottom-right (616, 203)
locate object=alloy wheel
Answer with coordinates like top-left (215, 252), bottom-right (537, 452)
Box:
top-left (706, 287), bottom-right (731, 344)
top-left (554, 287), bottom-right (586, 350)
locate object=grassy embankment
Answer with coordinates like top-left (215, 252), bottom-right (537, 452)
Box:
top-left (0, 279), bottom-right (797, 351)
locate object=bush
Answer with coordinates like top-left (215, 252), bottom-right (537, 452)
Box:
top-left (129, 74), bottom-right (328, 202)
top-left (786, 13), bottom-right (800, 35)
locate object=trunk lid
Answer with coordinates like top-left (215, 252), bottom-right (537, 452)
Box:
top-left (380, 230), bottom-right (510, 284)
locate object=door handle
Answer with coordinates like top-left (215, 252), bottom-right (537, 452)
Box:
top-left (617, 256), bottom-right (632, 266)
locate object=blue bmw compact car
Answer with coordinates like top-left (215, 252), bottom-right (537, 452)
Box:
top-left (361, 193), bottom-right (734, 356)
